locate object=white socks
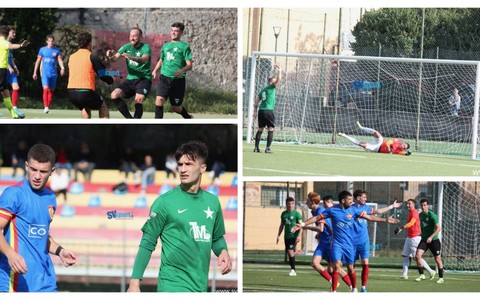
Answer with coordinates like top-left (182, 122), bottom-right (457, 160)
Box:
top-left (421, 258), bottom-right (434, 274)
top-left (341, 133), bottom-right (360, 145)
top-left (358, 123), bottom-right (376, 135)
top-left (402, 256), bottom-right (410, 276)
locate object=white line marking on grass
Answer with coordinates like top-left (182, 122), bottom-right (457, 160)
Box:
top-left (259, 148), bottom-right (367, 159)
top-left (243, 167), bottom-right (330, 176)
top-left (364, 153), bottom-right (480, 169)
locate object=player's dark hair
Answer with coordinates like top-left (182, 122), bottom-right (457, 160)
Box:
top-left (46, 34), bottom-right (55, 41)
top-left (286, 196), bottom-right (295, 204)
top-left (406, 198), bottom-right (417, 208)
top-left (353, 189), bottom-right (367, 199)
top-left (175, 140), bottom-right (208, 164)
top-left (0, 25), bottom-right (9, 37)
top-left (27, 144), bottom-right (56, 165)
top-left (131, 27), bottom-right (143, 36)
top-left (420, 198), bottom-right (429, 206)
top-left (322, 195), bottom-right (333, 202)
top-left (338, 190), bottom-right (352, 203)
top-left (171, 22), bottom-right (185, 32)
top-left (405, 143), bottom-right (410, 149)
top-left (77, 32), bottom-right (92, 49)
top-left (8, 26), bottom-right (16, 32)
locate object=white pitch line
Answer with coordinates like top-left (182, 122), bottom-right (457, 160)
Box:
top-left (243, 167), bottom-right (327, 176)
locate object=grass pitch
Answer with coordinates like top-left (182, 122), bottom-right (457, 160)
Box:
top-left (243, 141), bottom-right (480, 177)
top-left (243, 252), bottom-right (480, 293)
top-left (0, 108), bottom-right (235, 120)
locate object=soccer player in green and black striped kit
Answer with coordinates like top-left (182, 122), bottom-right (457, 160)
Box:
top-left (127, 141), bottom-right (232, 292)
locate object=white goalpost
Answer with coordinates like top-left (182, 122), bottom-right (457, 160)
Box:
top-left (246, 51), bottom-right (480, 159)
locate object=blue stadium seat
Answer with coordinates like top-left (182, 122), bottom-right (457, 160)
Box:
top-left (206, 185), bottom-right (219, 196)
top-left (159, 184), bottom-right (173, 195)
top-left (69, 182), bottom-right (84, 194)
top-left (134, 196), bottom-right (147, 208)
top-left (88, 194), bottom-right (101, 207)
top-left (231, 175), bottom-right (238, 187)
top-left (60, 205), bottom-right (75, 217)
top-left (226, 197), bottom-right (237, 210)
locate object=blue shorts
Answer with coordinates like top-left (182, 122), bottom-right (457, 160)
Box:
top-left (41, 75), bottom-right (57, 89)
top-left (354, 241), bottom-right (370, 261)
top-left (331, 242), bottom-right (355, 264)
top-left (313, 242), bottom-right (331, 261)
top-left (7, 71), bottom-right (18, 84)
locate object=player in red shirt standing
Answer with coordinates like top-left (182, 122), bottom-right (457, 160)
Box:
top-left (394, 199), bottom-right (435, 280)
top-left (338, 121), bottom-right (411, 155)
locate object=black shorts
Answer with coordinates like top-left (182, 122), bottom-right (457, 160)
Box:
top-left (258, 110), bottom-right (275, 129)
top-left (156, 75), bottom-right (186, 106)
top-left (0, 69), bottom-right (9, 91)
top-left (417, 239), bottom-right (442, 257)
top-left (118, 78), bottom-right (152, 99)
top-left (284, 238), bottom-right (297, 251)
top-left (68, 89), bottom-right (104, 110)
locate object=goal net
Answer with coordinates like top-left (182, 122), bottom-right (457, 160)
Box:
top-left (439, 182), bottom-right (480, 272)
top-left (245, 52), bottom-right (480, 159)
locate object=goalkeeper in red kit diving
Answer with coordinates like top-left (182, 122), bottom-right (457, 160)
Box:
top-left (338, 121), bottom-right (411, 156)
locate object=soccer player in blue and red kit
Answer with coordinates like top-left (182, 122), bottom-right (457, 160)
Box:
top-left (0, 144), bottom-right (76, 292)
top-left (293, 190), bottom-right (399, 292)
top-left (352, 189), bottom-right (402, 292)
top-left (305, 192), bottom-right (352, 291)
top-left (33, 34), bottom-right (65, 114)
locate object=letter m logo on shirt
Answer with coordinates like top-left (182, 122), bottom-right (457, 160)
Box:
top-left (189, 222), bottom-right (211, 242)
top-left (166, 52), bottom-right (175, 61)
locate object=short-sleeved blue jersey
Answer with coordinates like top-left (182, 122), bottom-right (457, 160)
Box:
top-left (38, 46), bottom-right (61, 78)
top-left (320, 204), bottom-right (362, 248)
top-left (0, 179), bottom-right (57, 292)
top-left (352, 204), bottom-right (374, 246)
top-left (312, 206), bottom-right (332, 245)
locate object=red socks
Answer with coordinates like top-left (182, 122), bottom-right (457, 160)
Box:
top-left (362, 264), bottom-right (369, 287)
top-left (43, 88), bottom-right (54, 107)
top-left (11, 89), bottom-right (19, 106)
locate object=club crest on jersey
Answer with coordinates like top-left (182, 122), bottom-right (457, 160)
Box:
top-left (48, 205), bottom-right (55, 220)
top-left (146, 212), bottom-right (157, 222)
top-left (189, 222), bottom-right (211, 242)
top-left (347, 213), bottom-right (353, 219)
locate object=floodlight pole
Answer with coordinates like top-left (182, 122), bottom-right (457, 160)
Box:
top-left (273, 26), bottom-right (281, 53)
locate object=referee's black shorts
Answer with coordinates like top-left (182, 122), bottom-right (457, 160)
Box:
top-left (68, 89), bottom-right (104, 110)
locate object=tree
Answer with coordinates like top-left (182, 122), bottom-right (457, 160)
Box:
top-left (0, 8), bottom-right (59, 99)
top-left (351, 8), bottom-right (480, 60)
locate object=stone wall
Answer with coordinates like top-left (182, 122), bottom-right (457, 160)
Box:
top-left (57, 8), bottom-right (237, 92)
